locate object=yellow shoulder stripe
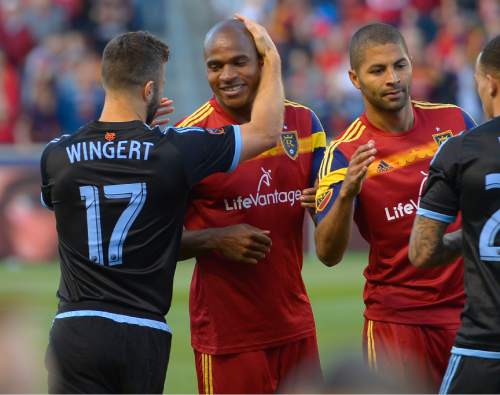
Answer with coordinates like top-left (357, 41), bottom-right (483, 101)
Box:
top-left (319, 118), bottom-right (359, 179)
top-left (177, 102), bottom-right (211, 126)
top-left (180, 107), bottom-right (214, 127)
top-left (412, 100), bottom-right (458, 110)
top-left (284, 99), bottom-right (310, 111)
top-left (413, 104), bottom-right (458, 110)
top-left (320, 119), bottom-right (366, 179)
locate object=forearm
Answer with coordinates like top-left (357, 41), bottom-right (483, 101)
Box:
top-left (249, 52), bottom-right (284, 147)
top-left (315, 194), bottom-right (355, 266)
top-left (409, 216), bottom-right (462, 268)
top-left (178, 229), bottom-right (218, 261)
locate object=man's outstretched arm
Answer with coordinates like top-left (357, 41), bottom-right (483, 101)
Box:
top-left (179, 225), bottom-right (272, 265)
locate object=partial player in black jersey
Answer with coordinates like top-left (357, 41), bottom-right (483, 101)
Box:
top-left (42, 16), bottom-right (284, 394)
top-left (409, 35), bottom-right (500, 394)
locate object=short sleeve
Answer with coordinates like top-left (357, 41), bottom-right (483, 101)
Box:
top-left (170, 124), bottom-right (241, 187)
top-left (315, 143), bottom-right (349, 223)
top-left (417, 135), bottom-right (462, 223)
top-left (310, 111), bottom-right (327, 186)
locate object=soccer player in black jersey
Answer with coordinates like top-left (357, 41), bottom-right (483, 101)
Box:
top-left (409, 35), bottom-right (500, 394)
top-left (41, 16), bottom-right (284, 394)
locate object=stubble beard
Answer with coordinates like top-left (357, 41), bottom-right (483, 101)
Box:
top-left (146, 84), bottom-right (160, 125)
top-left (371, 88), bottom-right (409, 113)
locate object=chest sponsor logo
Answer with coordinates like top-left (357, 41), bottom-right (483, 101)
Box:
top-left (384, 171), bottom-right (428, 221)
top-left (224, 167), bottom-right (302, 211)
top-left (281, 130), bottom-right (299, 160)
top-left (432, 130), bottom-right (453, 146)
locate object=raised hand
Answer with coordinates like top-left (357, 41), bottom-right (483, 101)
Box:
top-left (151, 97), bottom-right (174, 127)
top-left (234, 14), bottom-right (278, 58)
top-left (339, 140), bottom-right (376, 199)
top-left (214, 224), bottom-right (272, 265)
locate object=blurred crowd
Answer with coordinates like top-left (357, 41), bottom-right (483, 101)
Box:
top-left (1, 0), bottom-right (499, 145)
top-left (0, 0), bottom-right (144, 144)
top-left (212, 0), bottom-right (500, 135)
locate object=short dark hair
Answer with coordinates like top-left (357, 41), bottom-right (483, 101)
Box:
top-left (349, 23), bottom-right (409, 70)
top-left (479, 35), bottom-right (500, 77)
top-left (101, 31), bottom-right (170, 90)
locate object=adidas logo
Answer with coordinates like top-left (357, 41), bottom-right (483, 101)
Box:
top-left (377, 160), bottom-right (393, 173)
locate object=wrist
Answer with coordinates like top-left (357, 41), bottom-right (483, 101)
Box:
top-left (338, 187), bottom-right (356, 201)
top-left (206, 228), bottom-right (223, 252)
top-left (263, 50), bottom-right (281, 67)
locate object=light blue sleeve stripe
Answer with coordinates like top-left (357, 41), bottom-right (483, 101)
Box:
top-left (173, 126), bottom-right (205, 133)
top-left (55, 310), bottom-right (172, 333)
top-left (228, 125), bottom-right (242, 172)
top-left (439, 355), bottom-right (461, 394)
top-left (485, 174), bottom-right (500, 190)
top-left (416, 207), bottom-right (456, 223)
top-left (452, 346), bottom-right (500, 359)
top-left (40, 192), bottom-right (53, 210)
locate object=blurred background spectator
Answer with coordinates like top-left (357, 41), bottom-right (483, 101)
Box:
top-left (0, 0), bottom-right (498, 141)
top-left (0, 4), bottom-right (497, 391)
top-left (212, 0), bottom-right (499, 135)
top-left (0, 0), bottom-right (150, 144)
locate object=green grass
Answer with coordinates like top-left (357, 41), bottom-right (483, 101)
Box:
top-left (0, 252), bottom-right (367, 393)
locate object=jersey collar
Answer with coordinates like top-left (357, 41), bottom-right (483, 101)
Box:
top-left (209, 96), bottom-right (242, 125)
top-left (360, 103), bottom-right (419, 138)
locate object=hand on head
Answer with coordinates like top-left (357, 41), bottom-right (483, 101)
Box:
top-left (234, 14), bottom-right (278, 59)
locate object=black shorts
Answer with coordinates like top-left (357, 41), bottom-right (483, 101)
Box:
top-left (45, 312), bottom-right (172, 394)
top-left (440, 350), bottom-right (500, 394)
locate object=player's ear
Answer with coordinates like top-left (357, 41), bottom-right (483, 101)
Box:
top-left (143, 80), bottom-right (155, 101)
top-left (487, 74), bottom-right (498, 98)
top-left (348, 69), bottom-right (361, 90)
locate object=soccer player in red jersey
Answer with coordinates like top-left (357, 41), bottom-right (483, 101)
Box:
top-left (315, 23), bottom-right (475, 391)
top-left (176, 19), bottom-right (326, 394)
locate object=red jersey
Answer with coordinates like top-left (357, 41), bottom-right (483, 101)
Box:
top-left (178, 97), bottom-right (326, 354)
top-left (316, 101), bottom-right (475, 326)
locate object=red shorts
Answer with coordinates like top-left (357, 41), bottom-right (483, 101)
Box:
top-left (194, 335), bottom-right (322, 394)
top-left (363, 319), bottom-right (457, 392)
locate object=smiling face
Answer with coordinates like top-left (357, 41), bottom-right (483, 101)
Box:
top-left (349, 42), bottom-right (412, 114)
top-left (204, 26), bottom-right (262, 118)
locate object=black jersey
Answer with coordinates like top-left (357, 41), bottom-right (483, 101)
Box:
top-left (418, 115), bottom-right (500, 353)
top-left (41, 120), bottom-right (241, 320)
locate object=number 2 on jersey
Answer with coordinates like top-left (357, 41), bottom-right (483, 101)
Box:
top-left (79, 183), bottom-right (147, 265)
top-left (479, 173), bottom-right (500, 261)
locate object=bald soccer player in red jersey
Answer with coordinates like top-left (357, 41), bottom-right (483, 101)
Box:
top-left (176, 20), bottom-right (326, 394)
top-left (315, 23), bottom-right (475, 392)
